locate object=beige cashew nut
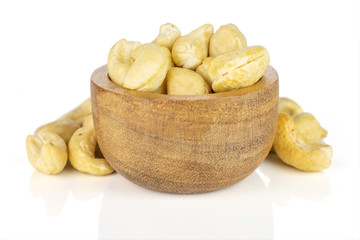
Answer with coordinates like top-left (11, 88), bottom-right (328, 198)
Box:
top-left (273, 113), bottom-right (332, 172)
top-left (209, 23), bottom-right (247, 57)
top-left (123, 43), bottom-right (172, 92)
top-left (68, 125), bottom-right (114, 176)
top-left (107, 39), bottom-right (141, 86)
top-left (278, 97), bottom-right (303, 116)
top-left (26, 130), bottom-right (68, 175)
top-left (172, 24), bottom-right (213, 70)
top-left (153, 23), bottom-right (181, 50)
top-left (166, 67), bottom-right (210, 95)
top-left (208, 45), bottom-right (270, 93)
top-left (196, 57), bottom-right (214, 86)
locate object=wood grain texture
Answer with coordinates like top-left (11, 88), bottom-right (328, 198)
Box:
top-left (91, 65), bottom-right (279, 193)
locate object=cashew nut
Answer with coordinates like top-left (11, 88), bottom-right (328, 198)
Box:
top-left (273, 113), bottom-right (332, 172)
top-left (57, 98), bottom-right (92, 125)
top-left (123, 43), bottom-right (171, 92)
top-left (293, 112), bottom-right (327, 144)
top-left (208, 45), bottom-right (270, 93)
top-left (107, 39), bottom-right (141, 86)
top-left (36, 119), bottom-right (81, 144)
top-left (153, 23), bottom-right (181, 50)
top-left (26, 130), bottom-right (68, 174)
top-left (209, 23), bottom-right (247, 57)
top-left (172, 24), bottom-right (213, 70)
top-left (82, 114), bottom-right (94, 128)
top-left (166, 67), bottom-right (210, 95)
top-left (196, 57), bottom-right (214, 86)
top-left (278, 97), bottom-right (303, 116)
top-left (68, 125), bottom-right (114, 176)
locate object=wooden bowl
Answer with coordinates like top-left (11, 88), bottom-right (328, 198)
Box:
top-left (91, 65), bottom-right (278, 194)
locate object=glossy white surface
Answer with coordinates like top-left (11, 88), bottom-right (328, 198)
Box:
top-left (0, 1), bottom-right (359, 239)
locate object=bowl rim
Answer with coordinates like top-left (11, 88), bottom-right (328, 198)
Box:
top-left (91, 64), bottom-right (278, 101)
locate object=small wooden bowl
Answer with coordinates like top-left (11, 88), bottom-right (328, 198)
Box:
top-left (91, 65), bottom-right (278, 194)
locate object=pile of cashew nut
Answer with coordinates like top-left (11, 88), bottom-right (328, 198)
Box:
top-left (26, 23), bottom-right (332, 175)
top-left (272, 97), bottom-right (332, 172)
top-left (26, 99), bottom-right (114, 175)
top-left (107, 23), bottom-right (270, 94)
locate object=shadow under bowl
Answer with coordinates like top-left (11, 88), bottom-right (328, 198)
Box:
top-left (91, 65), bottom-right (278, 194)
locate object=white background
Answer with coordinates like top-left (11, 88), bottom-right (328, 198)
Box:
top-left (0, 0), bottom-right (359, 239)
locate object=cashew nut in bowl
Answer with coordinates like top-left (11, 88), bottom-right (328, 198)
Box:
top-left (208, 45), bottom-right (270, 93)
top-left (278, 97), bottom-right (303, 116)
top-left (69, 125), bottom-right (114, 176)
top-left (107, 39), bottom-right (141, 86)
top-left (123, 43), bottom-right (172, 92)
top-left (166, 67), bottom-right (210, 95)
top-left (57, 98), bottom-right (92, 124)
top-left (196, 57), bottom-right (214, 86)
top-left (172, 24), bottom-right (214, 70)
top-left (273, 113), bottom-right (332, 172)
top-left (293, 112), bottom-right (327, 144)
top-left (36, 119), bottom-right (81, 144)
top-left (153, 23), bottom-right (181, 50)
top-left (209, 23), bottom-right (247, 57)
top-left (26, 130), bottom-right (68, 174)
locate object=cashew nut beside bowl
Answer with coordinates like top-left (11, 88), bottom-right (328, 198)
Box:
top-left (26, 130), bottom-right (68, 174)
top-left (57, 98), bottom-right (92, 124)
top-left (209, 23), bottom-right (247, 57)
top-left (273, 113), bottom-right (332, 172)
top-left (68, 125), bottom-right (114, 176)
top-left (172, 24), bottom-right (214, 70)
top-left (278, 97), bottom-right (303, 116)
top-left (293, 112), bottom-right (328, 144)
top-left (36, 119), bottom-right (81, 144)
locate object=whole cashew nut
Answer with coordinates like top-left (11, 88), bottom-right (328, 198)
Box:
top-left (208, 45), bottom-right (270, 93)
top-left (209, 23), bottom-right (247, 57)
top-left (166, 67), bottom-right (210, 95)
top-left (278, 97), bottom-right (303, 116)
top-left (172, 24), bottom-right (214, 70)
top-left (293, 112), bottom-right (328, 144)
top-left (107, 39), bottom-right (141, 86)
top-left (273, 113), bottom-right (332, 172)
top-left (153, 23), bottom-right (181, 50)
top-left (58, 98), bottom-right (92, 125)
top-left (123, 43), bottom-right (172, 92)
top-left (68, 125), bottom-right (114, 176)
top-left (26, 130), bottom-right (68, 174)
top-left (36, 119), bottom-right (81, 144)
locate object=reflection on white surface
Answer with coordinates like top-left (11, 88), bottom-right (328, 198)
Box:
top-left (29, 154), bottom-right (331, 239)
top-left (98, 171), bottom-right (272, 240)
top-left (260, 153), bottom-right (331, 205)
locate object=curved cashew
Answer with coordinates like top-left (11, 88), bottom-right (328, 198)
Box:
top-left (196, 57), bottom-right (214, 86)
top-left (123, 43), bottom-right (171, 92)
top-left (293, 112), bottom-right (327, 144)
top-left (273, 113), bottom-right (332, 172)
top-left (58, 98), bottom-right (92, 124)
top-left (209, 23), bottom-right (247, 57)
top-left (153, 23), bottom-right (181, 50)
top-left (208, 45), bottom-right (270, 93)
top-left (68, 125), bottom-right (114, 176)
top-left (36, 119), bottom-right (81, 144)
top-left (107, 39), bottom-right (141, 86)
top-left (278, 97), bottom-right (303, 116)
top-left (26, 130), bottom-right (68, 174)
top-left (166, 67), bottom-right (210, 95)
top-left (172, 24), bottom-right (213, 70)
